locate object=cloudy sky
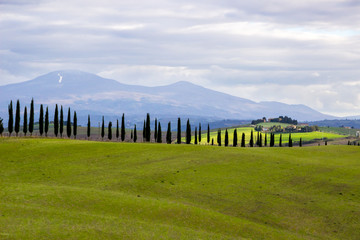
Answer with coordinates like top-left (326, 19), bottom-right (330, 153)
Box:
top-left (1, 0), bottom-right (360, 116)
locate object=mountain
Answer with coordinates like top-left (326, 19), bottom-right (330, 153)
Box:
top-left (0, 70), bottom-right (334, 126)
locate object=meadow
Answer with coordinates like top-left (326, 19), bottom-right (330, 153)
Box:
top-left (1, 138), bottom-right (360, 239)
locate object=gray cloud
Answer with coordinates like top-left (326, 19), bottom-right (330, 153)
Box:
top-left (0, 0), bottom-right (360, 116)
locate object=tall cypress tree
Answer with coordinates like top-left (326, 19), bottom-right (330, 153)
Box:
top-left (270, 133), bottom-right (274, 147)
top-left (241, 132), bottom-right (245, 147)
top-left (121, 113), bottom-right (125, 141)
top-left (256, 131), bottom-right (260, 146)
top-left (217, 129), bottom-right (221, 146)
top-left (116, 119), bottom-right (119, 140)
top-left (39, 104), bottom-right (44, 136)
top-left (157, 122), bottom-right (162, 143)
top-left (288, 133), bottom-right (292, 147)
top-left (194, 127), bottom-right (198, 144)
top-left (154, 118), bottom-right (158, 142)
top-left (131, 129), bottom-right (133, 139)
top-left (29, 98), bottom-right (34, 136)
top-left (233, 129), bottom-right (237, 147)
top-left (143, 120), bottom-right (146, 142)
top-left (45, 106), bottom-right (49, 137)
top-left (279, 134), bottom-right (282, 147)
top-left (177, 117), bottom-right (181, 144)
top-left (166, 121), bottom-right (171, 144)
top-left (299, 137), bottom-right (302, 147)
top-left (224, 129), bottom-right (229, 147)
top-left (249, 130), bottom-right (254, 147)
top-left (145, 113), bottom-right (151, 142)
top-left (207, 124), bottom-right (210, 144)
top-left (264, 133), bottom-right (267, 146)
top-left (108, 121), bottom-right (112, 140)
top-left (87, 115), bottom-right (91, 139)
top-left (198, 123), bottom-right (201, 143)
top-left (23, 106), bottom-right (27, 136)
top-left (8, 101), bottom-right (13, 137)
top-left (259, 133), bottom-right (262, 147)
top-left (66, 108), bottom-right (71, 138)
top-left (101, 116), bottom-right (105, 140)
top-left (134, 125), bottom-right (137, 143)
top-left (73, 111), bottom-right (77, 139)
top-left (15, 100), bottom-right (20, 136)
top-left (0, 118), bottom-right (4, 136)
top-left (60, 105), bottom-right (64, 138)
top-left (54, 104), bottom-right (59, 137)
top-left (186, 119), bottom-right (191, 144)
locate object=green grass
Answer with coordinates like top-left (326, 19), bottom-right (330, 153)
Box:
top-left (256, 122), bottom-right (292, 127)
top-left (319, 127), bottom-right (360, 137)
top-left (1, 138), bottom-right (360, 239)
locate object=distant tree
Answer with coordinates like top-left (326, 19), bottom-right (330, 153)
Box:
top-left (45, 106), bottom-right (49, 137)
top-left (15, 100), bottom-right (20, 136)
top-left (108, 121), bottom-right (112, 140)
top-left (166, 121), bottom-right (171, 144)
top-left (217, 129), bottom-right (221, 146)
top-left (154, 118), bottom-right (158, 142)
top-left (60, 106), bottom-right (64, 138)
top-left (87, 115), bottom-right (91, 139)
top-left (54, 104), bottom-right (59, 137)
top-left (325, 140), bottom-right (327, 146)
top-left (39, 104), bottom-right (44, 136)
top-left (256, 131), bottom-right (260, 146)
top-left (224, 129), bottom-right (229, 147)
top-left (249, 130), bottom-right (254, 147)
top-left (73, 111), bottom-right (77, 139)
top-left (131, 129), bottom-right (133, 139)
top-left (288, 133), bottom-right (292, 147)
top-left (29, 99), bottom-right (34, 136)
top-left (211, 138), bottom-right (214, 145)
top-left (101, 116), bottom-right (105, 140)
top-left (264, 133), bottom-right (267, 146)
top-left (186, 119), bottom-right (191, 144)
top-left (279, 134), bottom-right (282, 147)
top-left (0, 118), bottom-right (4, 136)
top-left (121, 113), bottom-right (125, 141)
top-left (259, 133), bottom-right (262, 147)
top-left (270, 133), bottom-right (274, 147)
top-left (241, 132), bottom-right (245, 147)
top-left (233, 129), bottom-right (237, 147)
top-left (66, 108), bottom-right (71, 138)
top-left (134, 125), bottom-right (137, 143)
top-left (146, 113), bottom-right (151, 142)
top-left (198, 123), bottom-right (201, 143)
top-left (143, 120), bottom-right (146, 142)
top-left (194, 127), bottom-right (198, 144)
top-left (157, 122), bottom-right (162, 143)
top-left (177, 118), bottom-right (181, 144)
top-left (299, 137), bottom-right (302, 147)
top-left (23, 106), bottom-right (27, 136)
top-left (207, 124), bottom-right (210, 144)
top-left (116, 119), bottom-right (119, 140)
top-left (8, 101), bottom-right (13, 137)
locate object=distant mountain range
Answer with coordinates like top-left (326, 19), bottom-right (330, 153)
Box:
top-left (0, 70), bottom-right (338, 127)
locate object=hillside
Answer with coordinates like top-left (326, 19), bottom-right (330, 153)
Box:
top-left (1, 138), bottom-right (359, 239)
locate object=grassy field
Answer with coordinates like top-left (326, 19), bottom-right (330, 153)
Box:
top-left (1, 138), bottom-right (360, 239)
top-left (319, 127), bottom-right (360, 137)
top-left (256, 122), bottom-right (292, 128)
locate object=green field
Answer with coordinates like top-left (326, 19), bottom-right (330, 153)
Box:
top-left (1, 138), bottom-right (360, 239)
top-left (319, 127), bottom-right (360, 137)
top-left (256, 122), bottom-right (292, 128)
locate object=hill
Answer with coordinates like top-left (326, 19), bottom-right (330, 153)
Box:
top-left (0, 70), bottom-right (333, 126)
top-left (1, 138), bottom-right (359, 239)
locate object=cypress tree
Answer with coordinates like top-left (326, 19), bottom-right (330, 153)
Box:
top-left (207, 124), bottom-right (210, 144)
top-left (23, 106), bottom-right (28, 136)
top-left (87, 115), bottom-right (91, 139)
top-left (264, 133), bottom-right (267, 146)
top-left (259, 133), bottom-right (262, 147)
top-left (279, 134), bottom-right (282, 147)
top-left (157, 122), bottom-right (162, 143)
top-left (194, 127), bottom-right (198, 144)
top-left (146, 113), bottom-right (151, 142)
top-left (177, 118), bottom-right (181, 144)
top-left (241, 132), bottom-right (245, 147)
top-left (143, 120), bottom-right (146, 142)
top-left (8, 101), bottom-right (13, 137)
top-left (39, 104), bottom-right (44, 136)
top-left (198, 123), bottom-right (201, 143)
top-left (101, 116), bottom-right (105, 140)
top-left (186, 119), bottom-right (191, 144)
top-left (60, 106), bottom-right (64, 138)
top-left (154, 118), bottom-right (158, 142)
top-left (116, 119), bottom-right (119, 140)
top-left (45, 106), bottom-right (49, 137)
top-left (54, 104), bottom-right (59, 137)
top-left (217, 129), bottom-right (221, 146)
top-left (211, 138), bottom-right (214, 145)
top-left (0, 118), bottom-right (3, 136)
top-left (233, 129), bottom-right (237, 147)
top-left (15, 99), bottom-right (20, 136)
top-left (299, 137), bottom-right (302, 147)
top-left (249, 130), bottom-right (254, 147)
top-left (121, 113), bottom-right (125, 141)
top-left (224, 129), bottom-right (229, 147)
top-left (166, 121), bottom-right (171, 144)
top-left (108, 121), bottom-right (112, 140)
top-left (73, 111), bottom-right (77, 139)
top-left (288, 134), bottom-right (292, 147)
top-left (66, 108), bottom-right (71, 138)
top-left (270, 133), bottom-right (274, 147)
top-left (29, 98), bottom-right (34, 136)
top-left (131, 129), bottom-right (133, 139)
top-left (256, 131), bottom-right (260, 146)
top-left (134, 125), bottom-right (137, 143)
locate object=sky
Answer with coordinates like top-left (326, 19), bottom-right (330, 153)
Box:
top-left (1, 0), bottom-right (360, 117)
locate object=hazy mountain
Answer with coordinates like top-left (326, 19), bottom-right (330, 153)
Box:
top-left (0, 70), bottom-right (334, 126)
